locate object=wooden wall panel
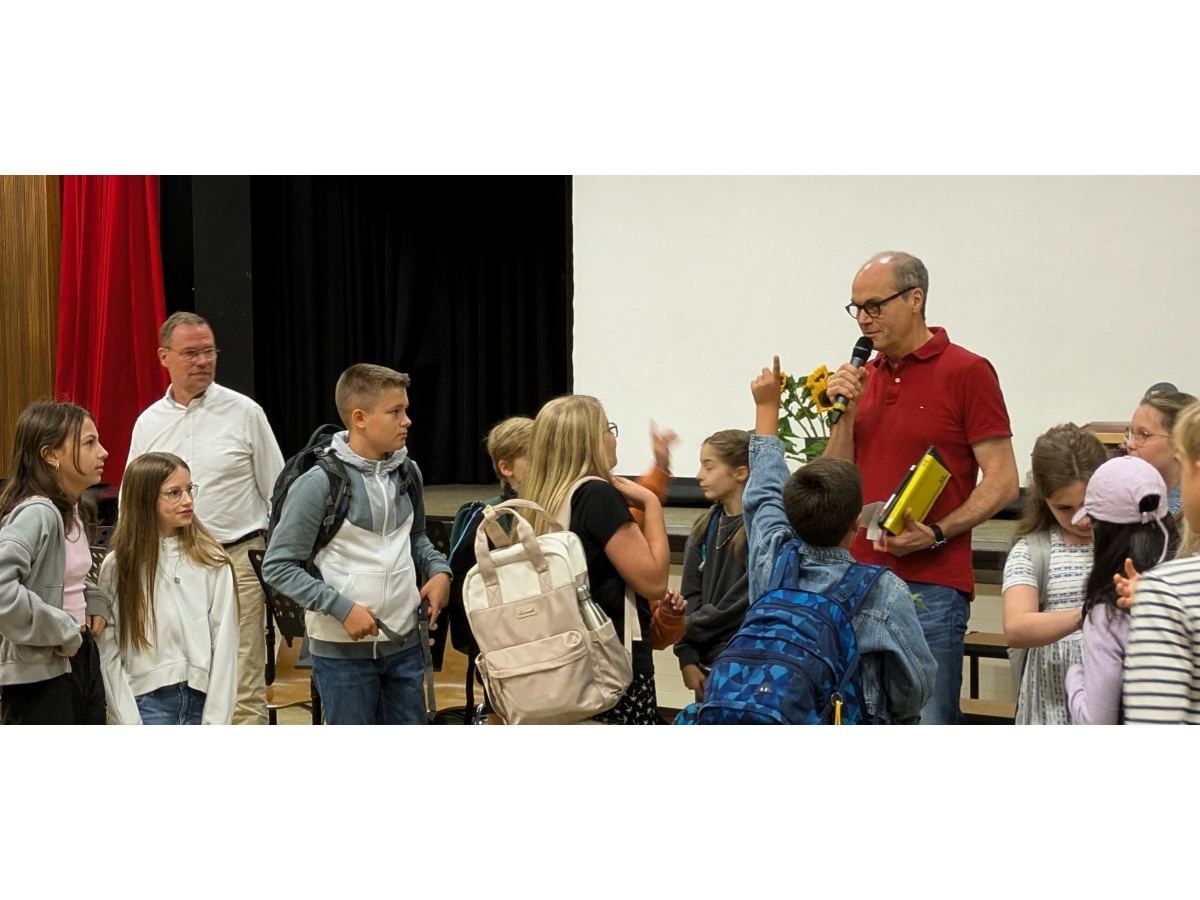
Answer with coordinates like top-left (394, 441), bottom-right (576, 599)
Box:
top-left (0, 175), bottom-right (60, 474)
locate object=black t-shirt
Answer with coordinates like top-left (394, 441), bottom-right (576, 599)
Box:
top-left (568, 480), bottom-right (654, 675)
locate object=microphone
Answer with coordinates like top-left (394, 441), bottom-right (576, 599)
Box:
top-left (828, 337), bottom-right (874, 426)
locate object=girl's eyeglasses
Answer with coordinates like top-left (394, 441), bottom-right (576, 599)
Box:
top-left (160, 484), bottom-right (199, 503)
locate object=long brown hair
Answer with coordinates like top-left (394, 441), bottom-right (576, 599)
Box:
top-left (0, 399), bottom-right (97, 541)
top-left (689, 429), bottom-right (749, 564)
top-left (110, 452), bottom-right (234, 654)
top-left (1016, 424), bottom-right (1108, 540)
top-left (521, 395), bottom-right (614, 534)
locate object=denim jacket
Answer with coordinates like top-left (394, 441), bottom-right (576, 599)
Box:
top-left (745, 435), bottom-right (937, 722)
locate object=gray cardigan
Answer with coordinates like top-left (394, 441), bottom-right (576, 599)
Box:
top-left (0, 498), bottom-right (109, 686)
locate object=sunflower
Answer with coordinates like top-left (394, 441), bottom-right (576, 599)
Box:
top-left (805, 366), bottom-right (834, 412)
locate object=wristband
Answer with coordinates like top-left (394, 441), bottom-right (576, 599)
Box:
top-left (929, 523), bottom-right (947, 549)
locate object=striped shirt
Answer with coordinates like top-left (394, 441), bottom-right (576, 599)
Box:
top-left (1122, 555), bottom-right (1200, 724)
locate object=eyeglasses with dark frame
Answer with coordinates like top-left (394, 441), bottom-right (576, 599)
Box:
top-left (160, 484), bottom-right (200, 503)
top-left (167, 347), bottom-right (220, 362)
top-left (844, 286), bottom-right (918, 320)
top-left (607, 422), bottom-right (619, 438)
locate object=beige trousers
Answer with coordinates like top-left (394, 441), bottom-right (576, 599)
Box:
top-left (227, 537), bottom-right (268, 725)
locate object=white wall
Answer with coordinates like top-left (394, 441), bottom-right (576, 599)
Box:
top-left (572, 176), bottom-right (1200, 483)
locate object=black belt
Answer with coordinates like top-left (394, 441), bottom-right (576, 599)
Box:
top-left (221, 529), bottom-right (266, 550)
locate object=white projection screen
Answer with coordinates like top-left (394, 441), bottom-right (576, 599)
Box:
top-left (572, 176), bottom-right (1200, 484)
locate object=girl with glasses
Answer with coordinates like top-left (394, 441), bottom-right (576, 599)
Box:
top-left (521, 395), bottom-right (672, 724)
top-left (97, 452), bottom-right (240, 724)
top-left (1126, 390), bottom-right (1197, 516)
top-left (0, 400), bottom-right (110, 724)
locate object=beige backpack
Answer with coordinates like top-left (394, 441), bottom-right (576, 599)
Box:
top-left (462, 478), bottom-right (636, 724)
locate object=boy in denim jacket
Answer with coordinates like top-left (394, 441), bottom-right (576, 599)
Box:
top-left (747, 357), bottom-right (936, 722)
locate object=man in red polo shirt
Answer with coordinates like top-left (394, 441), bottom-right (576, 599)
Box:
top-left (824, 251), bottom-right (1019, 724)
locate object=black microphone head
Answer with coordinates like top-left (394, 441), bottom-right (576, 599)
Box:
top-left (848, 336), bottom-right (874, 367)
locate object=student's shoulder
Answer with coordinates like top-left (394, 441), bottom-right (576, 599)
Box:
top-left (1141, 556), bottom-right (1200, 594)
top-left (571, 479), bottom-right (631, 523)
top-left (285, 463), bottom-right (343, 507)
top-left (404, 456), bottom-right (427, 488)
top-left (573, 478), bottom-right (625, 507)
top-left (1, 498), bottom-right (61, 543)
top-left (862, 565), bottom-right (917, 613)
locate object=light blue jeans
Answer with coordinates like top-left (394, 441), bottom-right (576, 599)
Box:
top-left (136, 682), bottom-right (207, 725)
top-left (312, 644), bottom-right (428, 725)
top-left (909, 581), bottom-right (970, 725)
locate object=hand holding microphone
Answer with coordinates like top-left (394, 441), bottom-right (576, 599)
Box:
top-left (827, 337), bottom-right (874, 426)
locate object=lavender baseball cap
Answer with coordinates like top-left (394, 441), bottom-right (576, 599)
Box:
top-left (1071, 455), bottom-right (1169, 525)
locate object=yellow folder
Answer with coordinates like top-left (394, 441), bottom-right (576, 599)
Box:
top-left (878, 446), bottom-right (951, 536)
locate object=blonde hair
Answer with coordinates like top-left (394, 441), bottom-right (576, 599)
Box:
top-left (486, 416), bottom-right (533, 488)
top-left (520, 395), bottom-right (613, 533)
top-left (1172, 400), bottom-right (1200, 537)
top-left (110, 453), bottom-right (235, 655)
top-left (334, 363), bottom-right (412, 428)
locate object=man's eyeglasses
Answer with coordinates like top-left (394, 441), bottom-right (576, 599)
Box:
top-left (168, 347), bottom-right (220, 361)
top-left (160, 484), bottom-right (199, 503)
top-left (607, 422), bottom-right (619, 438)
top-left (844, 287), bottom-right (917, 320)
top-left (1124, 428), bottom-right (1169, 446)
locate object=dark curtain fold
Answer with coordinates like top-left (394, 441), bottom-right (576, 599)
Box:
top-left (249, 176), bottom-right (572, 483)
top-left (56, 175), bottom-right (169, 484)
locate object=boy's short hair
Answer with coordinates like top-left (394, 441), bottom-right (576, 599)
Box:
top-left (486, 416), bottom-right (534, 485)
top-left (334, 364), bottom-right (412, 428)
top-left (782, 457), bottom-right (863, 547)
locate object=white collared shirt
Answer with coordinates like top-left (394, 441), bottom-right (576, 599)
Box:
top-left (128, 382), bottom-right (285, 543)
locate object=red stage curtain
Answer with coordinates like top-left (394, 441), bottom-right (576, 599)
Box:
top-left (56, 176), bottom-right (169, 486)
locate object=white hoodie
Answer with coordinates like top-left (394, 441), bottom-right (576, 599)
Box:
top-left (96, 537), bottom-right (240, 724)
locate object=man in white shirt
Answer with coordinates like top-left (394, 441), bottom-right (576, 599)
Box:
top-left (128, 312), bottom-right (285, 724)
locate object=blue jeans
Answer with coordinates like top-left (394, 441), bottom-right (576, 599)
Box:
top-left (137, 682), bottom-right (207, 725)
top-left (909, 582), bottom-right (970, 725)
top-left (312, 644), bottom-right (428, 725)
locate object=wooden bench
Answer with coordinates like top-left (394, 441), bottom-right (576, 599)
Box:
top-left (961, 698), bottom-right (1017, 724)
top-left (962, 631), bottom-right (1017, 723)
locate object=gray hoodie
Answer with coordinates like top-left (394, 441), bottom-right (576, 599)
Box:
top-left (0, 498), bottom-right (100, 685)
top-left (261, 432), bottom-right (451, 659)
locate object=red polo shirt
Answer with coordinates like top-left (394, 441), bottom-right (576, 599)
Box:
top-left (850, 327), bottom-right (1011, 597)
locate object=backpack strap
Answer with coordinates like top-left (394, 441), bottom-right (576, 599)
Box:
top-left (371, 600), bottom-right (438, 722)
top-left (1008, 529), bottom-right (1051, 689)
top-left (697, 505), bottom-right (722, 571)
top-left (825, 563), bottom-right (889, 717)
top-left (556, 476), bottom-right (643, 648)
top-left (830, 563), bottom-right (889, 616)
top-left (312, 452), bottom-right (351, 559)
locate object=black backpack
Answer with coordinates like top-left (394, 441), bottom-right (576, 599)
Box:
top-left (266, 424), bottom-right (418, 566)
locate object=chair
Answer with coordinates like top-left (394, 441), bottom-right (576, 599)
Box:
top-left (247, 549), bottom-right (322, 724)
top-left (266, 629), bottom-right (319, 725)
top-left (87, 526), bottom-right (116, 582)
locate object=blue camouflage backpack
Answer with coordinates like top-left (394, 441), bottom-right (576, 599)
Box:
top-left (675, 540), bottom-right (886, 725)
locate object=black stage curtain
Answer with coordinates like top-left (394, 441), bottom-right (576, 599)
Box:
top-left (248, 176), bottom-right (573, 484)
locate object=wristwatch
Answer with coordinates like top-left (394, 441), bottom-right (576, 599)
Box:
top-left (929, 523), bottom-right (948, 550)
